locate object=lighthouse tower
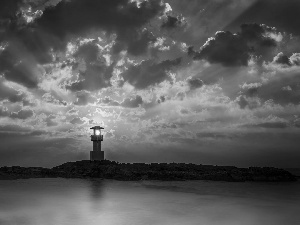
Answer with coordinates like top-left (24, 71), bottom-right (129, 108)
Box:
top-left (90, 126), bottom-right (104, 161)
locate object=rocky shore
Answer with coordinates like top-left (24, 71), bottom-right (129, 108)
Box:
top-left (0, 160), bottom-right (297, 182)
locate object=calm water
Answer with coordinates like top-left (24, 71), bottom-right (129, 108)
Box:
top-left (0, 179), bottom-right (299, 225)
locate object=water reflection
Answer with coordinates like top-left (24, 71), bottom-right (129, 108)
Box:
top-left (88, 179), bottom-right (104, 200)
top-left (0, 179), bottom-right (299, 225)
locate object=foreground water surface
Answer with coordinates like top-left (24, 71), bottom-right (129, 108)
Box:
top-left (0, 178), bottom-right (299, 225)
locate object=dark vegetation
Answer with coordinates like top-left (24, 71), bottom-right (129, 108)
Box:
top-left (0, 160), bottom-right (297, 182)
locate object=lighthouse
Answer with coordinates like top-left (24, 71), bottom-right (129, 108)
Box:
top-left (90, 126), bottom-right (104, 161)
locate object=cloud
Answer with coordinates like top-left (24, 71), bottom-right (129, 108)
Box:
top-left (67, 43), bottom-right (115, 91)
top-left (74, 42), bottom-right (99, 63)
top-left (122, 57), bottom-right (181, 89)
top-left (0, 44), bottom-right (43, 88)
top-left (226, 0), bottom-right (300, 37)
top-left (67, 63), bottom-right (114, 92)
top-left (42, 93), bottom-right (67, 106)
top-left (67, 41), bottom-right (122, 92)
top-left (0, 0), bottom-right (56, 88)
top-left (190, 23), bottom-right (278, 66)
top-left (157, 95), bottom-right (166, 103)
top-left (239, 82), bottom-right (262, 97)
top-left (187, 77), bottom-right (203, 90)
top-left (121, 95), bottom-right (143, 108)
top-left (251, 122), bottom-right (288, 129)
top-left (10, 109), bottom-right (34, 119)
top-left (0, 124), bottom-right (31, 133)
top-left (100, 95), bottom-right (143, 108)
top-left (0, 107), bottom-right (9, 117)
top-left (74, 91), bottom-right (95, 106)
top-left (235, 95), bottom-right (261, 109)
top-left (232, 53), bottom-right (300, 106)
top-left (70, 117), bottom-right (85, 125)
top-left (45, 114), bottom-right (58, 127)
top-left (100, 96), bottom-right (120, 107)
top-left (161, 15), bottom-right (186, 29)
top-left (0, 77), bottom-right (26, 103)
top-left (290, 53), bottom-right (300, 65)
top-left (240, 57), bottom-right (300, 105)
top-left (267, 52), bottom-right (300, 68)
top-left (0, 0), bottom-right (166, 89)
top-left (35, 0), bottom-right (165, 56)
top-left (0, 0), bottom-right (23, 26)
top-left (272, 52), bottom-right (291, 66)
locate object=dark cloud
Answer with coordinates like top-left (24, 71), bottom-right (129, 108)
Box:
top-left (187, 77), bottom-right (204, 90)
top-left (0, 107), bottom-right (9, 117)
top-left (161, 15), bottom-right (186, 29)
top-left (236, 95), bottom-right (248, 109)
top-left (100, 95), bottom-right (143, 108)
top-left (239, 71), bottom-right (300, 105)
top-left (74, 91), bottom-right (95, 106)
top-left (226, 0), bottom-right (300, 36)
top-left (105, 130), bottom-right (114, 138)
top-left (45, 115), bottom-right (58, 127)
top-left (157, 95), bottom-right (166, 103)
top-left (243, 122), bottom-right (288, 129)
top-left (0, 0), bottom-right (165, 89)
top-left (290, 53), bottom-right (300, 66)
top-left (67, 43), bottom-right (115, 91)
top-left (121, 95), bottom-right (143, 108)
top-left (88, 119), bottom-right (96, 125)
top-left (42, 92), bottom-right (67, 106)
top-left (295, 120), bottom-right (300, 128)
top-left (100, 96), bottom-right (120, 107)
top-left (257, 122), bottom-right (288, 129)
top-left (35, 0), bottom-right (165, 56)
top-left (0, 77), bottom-right (26, 103)
top-left (176, 92), bottom-right (186, 101)
top-left (180, 109), bottom-right (189, 114)
top-left (196, 132), bottom-right (229, 139)
top-left (0, 0), bottom-right (23, 28)
top-left (10, 109), bottom-right (34, 119)
top-left (235, 95), bottom-right (261, 109)
top-left (30, 130), bottom-right (48, 136)
top-left (270, 52), bottom-right (300, 67)
top-left (0, 124), bottom-right (46, 136)
top-left (261, 80), bottom-right (300, 105)
top-left (125, 30), bottom-right (156, 56)
top-left (70, 117), bottom-right (85, 125)
top-left (0, 124), bottom-right (31, 133)
top-left (273, 52), bottom-right (291, 66)
top-left (67, 63), bottom-right (114, 92)
top-left (190, 23), bottom-right (278, 66)
top-left (122, 57), bottom-right (181, 89)
top-left (0, 44), bottom-right (42, 88)
top-left (0, 1), bottom-right (62, 88)
top-left (239, 83), bottom-right (262, 97)
top-left (74, 42), bottom-right (99, 63)
top-left (0, 10), bottom-right (57, 88)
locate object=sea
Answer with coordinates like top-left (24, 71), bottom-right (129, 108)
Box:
top-left (0, 178), bottom-right (299, 225)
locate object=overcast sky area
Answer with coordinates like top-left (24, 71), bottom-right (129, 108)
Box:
top-left (0, 0), bottom-right (300, 168)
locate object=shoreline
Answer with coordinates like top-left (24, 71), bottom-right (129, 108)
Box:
top-left (0, 160), bottom-right (297, 182)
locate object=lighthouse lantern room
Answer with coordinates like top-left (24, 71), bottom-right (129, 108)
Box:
top-left (90, 126), bottom-right (104, 161)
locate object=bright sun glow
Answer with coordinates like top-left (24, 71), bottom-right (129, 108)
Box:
top-left (95, 130), bottom-right (101, 135)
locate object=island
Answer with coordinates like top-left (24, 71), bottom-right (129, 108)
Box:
top-left (0, 160), bottom-right (297, 182)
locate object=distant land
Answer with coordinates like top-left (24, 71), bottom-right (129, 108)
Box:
top-left (285, 168), bottom-right (300, 177)
top-left (0, 160), bottom-right (297, 182)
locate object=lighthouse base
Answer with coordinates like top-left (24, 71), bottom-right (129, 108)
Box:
top-left (90, 151), bottom-right (104, 161)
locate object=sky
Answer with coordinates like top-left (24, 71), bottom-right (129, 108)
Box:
top-left (0, 0), bottom-right (300, 168)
